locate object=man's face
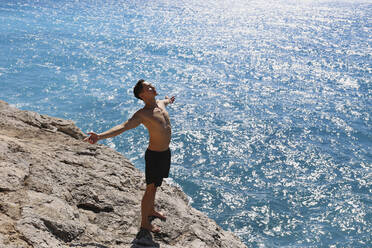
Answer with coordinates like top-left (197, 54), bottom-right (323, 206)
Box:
top-left (141, 82), bottom-right (158, 98)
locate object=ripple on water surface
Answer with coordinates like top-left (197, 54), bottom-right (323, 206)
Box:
top-left (0, 0), bottom-right (371, 246)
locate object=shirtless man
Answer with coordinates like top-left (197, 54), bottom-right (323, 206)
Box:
top-left (84, 79), bottom-right (175, 233)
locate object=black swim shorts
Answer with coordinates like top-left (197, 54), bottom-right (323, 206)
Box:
top-left (145, 148), bottom-right (171, 187)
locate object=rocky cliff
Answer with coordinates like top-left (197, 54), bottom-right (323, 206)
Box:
top-left (0, 100), bottom-right (246, 248)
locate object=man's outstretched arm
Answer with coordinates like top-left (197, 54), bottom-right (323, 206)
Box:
top-left (84, 112), bottom-right (142, 144)
top-left (160, 96), bottom-right (175, 106)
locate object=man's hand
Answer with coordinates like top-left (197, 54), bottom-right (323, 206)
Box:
top-left (84, 132), bottom-right (100, 144)
top-left (165, 96), bottom-right (175, 104)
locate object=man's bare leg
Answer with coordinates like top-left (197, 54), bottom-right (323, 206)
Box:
top-left (150, 187), bottom-right (166, 221)
top-left (141, 184), bottom-right (160, 232)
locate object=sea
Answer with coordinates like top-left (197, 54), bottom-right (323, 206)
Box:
top-left (0, 0), bottom-right (371, 247)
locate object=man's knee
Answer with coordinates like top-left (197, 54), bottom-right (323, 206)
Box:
top-left (145, 183), bottom-right (156, 194)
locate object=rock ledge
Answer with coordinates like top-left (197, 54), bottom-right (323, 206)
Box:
top-left (0, 100), bottom-right (246, 248)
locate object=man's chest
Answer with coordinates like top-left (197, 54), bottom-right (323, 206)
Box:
top-left (144, 107), bottom-right (170, 126)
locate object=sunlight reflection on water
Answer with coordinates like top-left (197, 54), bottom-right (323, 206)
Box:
top-left (1, 0), bottom-right (371, 246)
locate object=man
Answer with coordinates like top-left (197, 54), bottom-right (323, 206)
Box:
top-left (84, 79), bottom-right (175, 233)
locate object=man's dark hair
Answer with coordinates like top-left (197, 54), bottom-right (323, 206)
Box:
top-left (134, 79), bottom-right (145, 100)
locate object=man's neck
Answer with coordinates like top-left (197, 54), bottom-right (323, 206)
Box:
top-left (144, 98), bottom-right (157, 109)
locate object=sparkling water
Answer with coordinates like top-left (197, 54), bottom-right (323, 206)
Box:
top-left (1, 0), bottom-right (371, 246)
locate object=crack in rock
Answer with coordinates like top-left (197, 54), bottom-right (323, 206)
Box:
top-left (41, 218), bottom-right (84, 243)
top-left (77, 203), bottom-right (114, 214)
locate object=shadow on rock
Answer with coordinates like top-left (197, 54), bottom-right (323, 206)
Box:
top-left (69, 243), bottom-right (110, 248)
top-left (131, 228), bottom-right (160, 248)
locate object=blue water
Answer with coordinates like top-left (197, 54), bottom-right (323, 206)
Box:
top-left (1, 0), bottom-right (371, 246)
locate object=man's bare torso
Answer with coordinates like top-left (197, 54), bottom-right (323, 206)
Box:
top-left (138, 100), bottom-right (171, 152)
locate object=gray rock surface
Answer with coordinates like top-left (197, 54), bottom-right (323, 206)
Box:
top-left (0, 100), bottom-right (246, 248)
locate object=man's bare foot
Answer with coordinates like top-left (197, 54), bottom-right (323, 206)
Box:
top-left (142, 223), bottom-right (161, 233)
top-left (141, 223), bottom-right (160, 233)
top-left (150, 224), bottom-right (161, 233)
top-left (149, 210), bottom-right (166, 221)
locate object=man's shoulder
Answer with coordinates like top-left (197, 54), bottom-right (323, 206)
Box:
top-left (135, 107), bottom-right (151, 118)
top-left (134, 108), bottom-right (145, 116)
top-left (156, 100), bottom-right (167, 109)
